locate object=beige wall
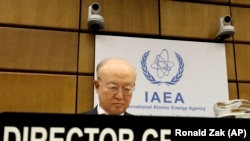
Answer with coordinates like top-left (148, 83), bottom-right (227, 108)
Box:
top-left (0, 0), bottom-right (249, 114)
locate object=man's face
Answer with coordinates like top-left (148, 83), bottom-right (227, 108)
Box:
top-left (95, 65), bottom-right (136, 115)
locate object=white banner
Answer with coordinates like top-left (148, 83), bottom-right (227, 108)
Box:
top-left (94, 35), bottom-right (229, 117)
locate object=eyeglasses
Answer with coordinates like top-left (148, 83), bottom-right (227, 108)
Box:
top-left (99, 81), bottom-right (135, 96)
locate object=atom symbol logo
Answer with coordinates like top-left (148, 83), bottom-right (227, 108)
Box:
top-left (141, 49), bottom-right (184, 86)
top-left (150, 49), bottom-right (175, 79)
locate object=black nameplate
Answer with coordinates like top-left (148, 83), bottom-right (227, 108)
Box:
top-left (0, 112), bottom-right (249, 141)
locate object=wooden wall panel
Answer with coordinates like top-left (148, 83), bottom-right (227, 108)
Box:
top-left (228, 83), bottom-right (238, 100)
top-left (78, 33), bottom-right (95, 74)
top-left (197, 0), bottom-right (229, 4)
top-left (235, 44), bottom-right (250, 81)
top-left (161, 1), bottom-right (231, 40)
top-left (238, 83), bottom-right (250, 100)
top-left (81, 0), bottom-right (159, 35)
top-left (225, 44), bottom-right (236, 81)
top-left (77, 76), bottom-right (94, 113)
top-left (232, 7), bottom-right (250, 42)
top-left (169, 0), bottom-right (230, 4)
top-left (231, 0), bottom-right (250, 6)
top-left (0, 0), bottom-right (249, 114)
top-left (0, 72), bottom-right (76, 113)
top-left (0, 27), bottom-right (78, 73)
top-left (0, 0), bottom-right (80, 29)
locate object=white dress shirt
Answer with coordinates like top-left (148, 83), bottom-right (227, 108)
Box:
top-left (97, 104), bottom-right (124, 115)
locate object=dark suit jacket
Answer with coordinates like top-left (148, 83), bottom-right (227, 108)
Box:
top-left (82, 106), bottom-right (133, 116)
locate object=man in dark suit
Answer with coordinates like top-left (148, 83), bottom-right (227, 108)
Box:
top-left (83, 57), bottom-right (137, 116)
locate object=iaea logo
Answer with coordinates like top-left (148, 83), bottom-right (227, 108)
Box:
top-left (141, 49), bottom-right (184, 86)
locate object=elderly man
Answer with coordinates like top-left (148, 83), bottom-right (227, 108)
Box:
top-left (83, 57), bottom-right (137, 115)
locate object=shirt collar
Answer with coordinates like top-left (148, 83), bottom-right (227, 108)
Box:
top-left (97, 104), bottom-right (108, 115)
top-left (97, 104), bottom-right (124, 115)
